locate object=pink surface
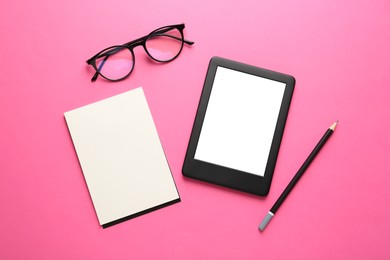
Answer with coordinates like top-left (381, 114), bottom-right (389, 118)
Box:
top-left (1, 0), bottom-right (389, 259)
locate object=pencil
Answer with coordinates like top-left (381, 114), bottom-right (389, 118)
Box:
top-left (259, 121), bottom-right (338, 231)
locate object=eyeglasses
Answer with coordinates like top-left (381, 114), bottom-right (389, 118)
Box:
top-left (86, 23), bottom-right (194, 82)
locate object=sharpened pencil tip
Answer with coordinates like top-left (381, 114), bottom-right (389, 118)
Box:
top-left (330, 121), bottom-right (338, 131)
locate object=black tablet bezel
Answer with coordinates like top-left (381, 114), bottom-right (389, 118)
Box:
top-left (182, 57), bottom-right (295, 196)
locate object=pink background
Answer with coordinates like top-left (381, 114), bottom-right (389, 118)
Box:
top-left (1, 0), bottom-right (389, 259)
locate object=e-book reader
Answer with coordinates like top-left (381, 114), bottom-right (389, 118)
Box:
top-left (183, 57), bottom-right (295, 196)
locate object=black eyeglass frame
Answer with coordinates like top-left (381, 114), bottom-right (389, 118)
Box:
top-left (86, 23), bottom-right (194, 82)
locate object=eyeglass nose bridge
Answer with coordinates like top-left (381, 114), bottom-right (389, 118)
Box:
top-left (123, 35), bottom-right (147, 49)
top-left (121, 36), bottom-right (152, 63)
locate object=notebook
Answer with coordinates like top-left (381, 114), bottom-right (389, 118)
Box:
top-left (64, 87), bottom-right (180, 228)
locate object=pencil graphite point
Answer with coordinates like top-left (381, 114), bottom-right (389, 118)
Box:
top-left (330, 121), bottom-right (338, 131)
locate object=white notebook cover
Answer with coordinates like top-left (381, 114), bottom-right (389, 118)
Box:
top-left (64, 87), bottom-right (180, 228)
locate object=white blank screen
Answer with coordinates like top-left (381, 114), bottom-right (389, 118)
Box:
top-left (194, 67), bottom-right (286, 176)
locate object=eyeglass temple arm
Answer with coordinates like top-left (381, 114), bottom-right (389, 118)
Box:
top-left (151, 27), bottom-right (194, 45)
top-left (184, 38), bottom-right (195, 45)
top-left (154, 26), bottom-right (194, 45)
top-left (152, 33), bottom-right (194, 45)
top-left (89, 51), bottom-right (112, 82)
top-left (90, 57), bottom-right (107, 81)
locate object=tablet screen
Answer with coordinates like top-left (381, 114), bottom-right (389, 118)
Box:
top-left (194, 66), bottom-right (286, 176)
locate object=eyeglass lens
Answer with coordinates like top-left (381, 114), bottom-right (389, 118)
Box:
top-left (145, 27), bottom-right (183, 62)
top-left (95, 46), bottom-right (134, 81)
top-left (94, 26), bottom-right (184, 81)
